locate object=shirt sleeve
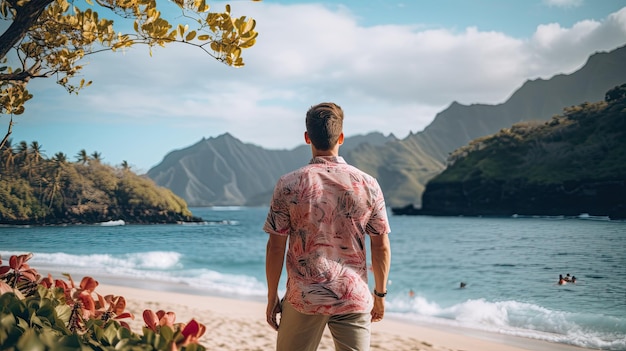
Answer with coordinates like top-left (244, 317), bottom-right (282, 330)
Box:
top-left (366, 180), bottom-right (391, 236)
top-left (263, 177), bottom-right (291, 236)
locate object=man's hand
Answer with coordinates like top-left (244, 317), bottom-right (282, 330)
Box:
top-left (266, 296), bottom-right (282, 330)
top-left (371, 295), bottom-right (385, 322)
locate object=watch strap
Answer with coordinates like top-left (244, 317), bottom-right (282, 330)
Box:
top-left (373, 289), bottom-right (387, 298)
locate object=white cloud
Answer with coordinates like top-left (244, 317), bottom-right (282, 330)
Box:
top-left (82, 3), bottom-right (624, 121)
top-left (528, 8), bottom-right (626, 76)
top-left (13, 3), bottom-right (626, 169)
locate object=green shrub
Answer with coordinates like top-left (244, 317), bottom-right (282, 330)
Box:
top-left (0, 253), bottom-right (206, 351)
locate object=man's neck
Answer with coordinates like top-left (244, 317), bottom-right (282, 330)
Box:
top-left (311, 145), bottom-right (340, 157)
top-left (312, 150), bottom-right (339, 157)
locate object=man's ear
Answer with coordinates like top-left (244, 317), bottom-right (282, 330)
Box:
top-left (304, 131), bottom-right (311, 144)
top-left (338, 132), bottom-right (344, 145)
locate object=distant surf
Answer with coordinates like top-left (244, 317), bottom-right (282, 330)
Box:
top-left (99, 219), bottom-right (125, 226)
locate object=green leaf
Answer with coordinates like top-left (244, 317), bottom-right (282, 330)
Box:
top-left (51, 334), bottom-right (87, 351)
top-left (184, 343), bottom-right (206, 351)
top-left (160, 325), bottom-right (174, 342)
top-left (0, 313), bottom-right (20, 348)
top-left (142, 327), bottom-right (156, 344)
top-left (102, 321), bottom-right (119, 345)
top-left (16, 328), bottom-right (45, 351)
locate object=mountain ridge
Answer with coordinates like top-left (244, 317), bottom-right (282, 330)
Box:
top-left (147, 132), bottom-right (397, 206)
top-left (408, 45), bottom-right (626, 163)
top-left (147, 45), bottom-right (626, 207)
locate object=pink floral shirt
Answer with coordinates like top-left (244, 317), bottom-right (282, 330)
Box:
top-left (264, 156), bottom-right (390, 315)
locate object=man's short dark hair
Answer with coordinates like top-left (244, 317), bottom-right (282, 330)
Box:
top-left (306, 102), bottom-right (344, 151)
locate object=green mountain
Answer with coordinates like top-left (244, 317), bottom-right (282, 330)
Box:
top-left (146, 132), bottom-right (397, 206)
top-left (342, 135), bottom-right (445, 207)
top-left (411, 44), bottom-right (626, 163)
top-left (407, 84), bottom-right (626, 219)
top-left (382, 45), bottom-right (626, 206)
top-left (147, 45), bottom-right (626, 208)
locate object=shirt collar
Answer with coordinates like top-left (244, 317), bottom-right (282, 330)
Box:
top-left (309, 156), bottom-right (346, 165)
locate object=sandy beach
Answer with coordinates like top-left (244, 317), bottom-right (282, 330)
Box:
top-left (96, 283), bottom-right (592, 351)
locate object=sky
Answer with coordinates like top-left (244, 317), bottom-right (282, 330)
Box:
top-left (5, 0), bottom-right (626, 173)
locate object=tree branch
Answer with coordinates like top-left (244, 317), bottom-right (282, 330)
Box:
top-left (0, 60), bottom-right (44, 82)
top-left (0, 115), bottom-right (14, 151)
top-left (0, 0), bottom-right (55, 59)
top-left (0, 70), bottom-right (33, 82)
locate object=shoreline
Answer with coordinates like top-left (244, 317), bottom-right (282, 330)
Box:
top-left (95, 282), bottom-right (593, 351)
top-left (390, 204), bottom-right (622, 221)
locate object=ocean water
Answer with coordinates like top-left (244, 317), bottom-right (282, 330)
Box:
top-left (1, 207), bottom-right (625, 350)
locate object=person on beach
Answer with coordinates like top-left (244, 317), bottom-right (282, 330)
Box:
top-left (264, 102), bottom-right (392, 351)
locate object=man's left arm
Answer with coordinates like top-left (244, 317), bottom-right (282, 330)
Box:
top-left (265, 234), bottom-right (287, 330)
top-left (370, 233), bottom-right (391, 322)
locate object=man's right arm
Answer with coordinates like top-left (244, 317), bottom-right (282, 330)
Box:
top-left (265, 234), bottom-right (287, 330)
top-left (370, 234), bottom-right (391, 322)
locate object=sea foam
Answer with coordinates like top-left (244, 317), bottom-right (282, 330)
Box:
top-left (387, 295), bottom-right (626, 350)
top-left (0, 250), bottom-right (266, 299)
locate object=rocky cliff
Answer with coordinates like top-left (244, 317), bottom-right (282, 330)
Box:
top-left (406, 85), bottom-right (626, 219)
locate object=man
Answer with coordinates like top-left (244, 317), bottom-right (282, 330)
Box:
top-left (264, 102), bottom-right (392, 351)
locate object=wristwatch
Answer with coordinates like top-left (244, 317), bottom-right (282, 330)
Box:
top-left (373, 289), bottom-right (387, 298)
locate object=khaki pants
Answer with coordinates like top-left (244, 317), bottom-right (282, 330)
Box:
top-left (277, 301), bottom-right (371, 351)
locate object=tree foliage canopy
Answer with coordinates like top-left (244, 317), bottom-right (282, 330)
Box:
top-left (0, 143), bottom-right (200, 224)
top-left (0, 0), bottom-right (259, 148)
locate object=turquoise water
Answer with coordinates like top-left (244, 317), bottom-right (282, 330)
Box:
top-left (1, 207), bottom-right (624, 350)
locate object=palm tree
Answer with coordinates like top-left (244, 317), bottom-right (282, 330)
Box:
top-left (121, 160), bottom-right (130, 171)
top-left (27, 141), bottom-right (45, 180)
top-left (76, 149), bottom-right (89, 164)
top-left (28, 141), bottom-right (45, 176)
top-left (90, 151), bottom-right (102, 163)
top-left (46, 152), bottom-right (68, 210)
top-left (16, 141), bottom-right (28, 167)
top-left (29, 141), bottom-right (44, 164)
top-left (53, 152), bottom-right (67, 163)
top-left (12, 140), bottom-right (31, 179)
top-left (1, 138), bottom-right (15, 174)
